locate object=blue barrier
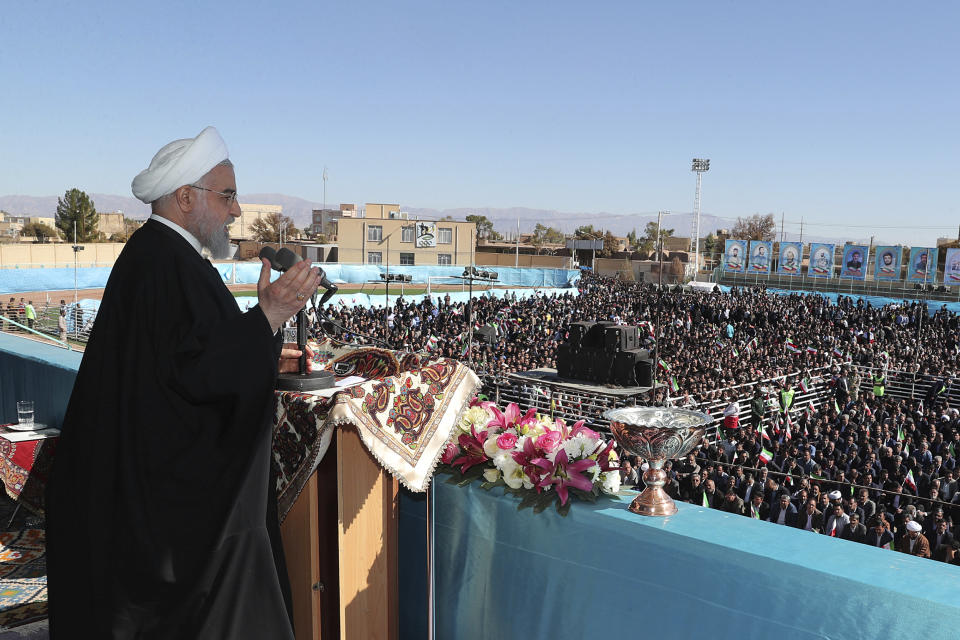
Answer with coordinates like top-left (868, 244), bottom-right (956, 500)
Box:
top-left (1, 264), bottom-right (581, 294)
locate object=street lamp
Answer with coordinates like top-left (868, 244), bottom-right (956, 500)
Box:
top-left (691, 158), bottom-right (710, 282)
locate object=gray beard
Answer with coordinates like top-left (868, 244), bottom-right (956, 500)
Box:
top-left (191, 204), bottom-right (232, 259)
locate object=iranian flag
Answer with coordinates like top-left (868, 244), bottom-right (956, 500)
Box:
top-left (904, 469), bottom-right (917, 491)
top-left (425, 335), bottom-right (439, 353)
top-left (806, 347), bottom-right (818, 355)
top-left (658, 359), bottom-right (671, 372)
top-left (759, 446), bottom-right (773, 464)
top-left (459, 334), bottom-right (470, 358)
top-left (760, 426), bottom-right (772, 442)
top-left (832, 346), bottom-right (843, 357)
top-left (785, 340), bottom-right (800, 353)
top-left (950, 442), bottom-right (956, 458)
top-left (670, 376), bottom-right (679, 393)
top-left (896, 425), bottom-right (905, 442)
top-left (799, 377), bottom-right (810, 393)
top-left (783, 414), bottom-right (792, 441)
top-left (702, 492), bottom-right (710, 508)
top-left (833, 399), bottom-right (840, 413)
top-left (746, 337), bottom-right (758, 352)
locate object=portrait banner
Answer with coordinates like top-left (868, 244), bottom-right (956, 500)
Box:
top-left (777, 242), bottom-right (803, 276)
top-left (907, 247), bottom-right (938, 283)
top-left (723, 239), bottom-right (747, 273)
top-left (748, 240), bottom-right (773, 274)
top-left (874, 246), bottom-right (901, 281)
top-left (944, 248), bottom-right (960, 285)
top-left (840, 243), bottom-right (869, 280)
top-left (808, 243), bottom-right (835, 278)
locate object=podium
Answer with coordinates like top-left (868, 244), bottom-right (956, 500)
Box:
top-left (271, 340), bottom-right (480, 640)
top-left (280, 425), bottom-right (398, 640)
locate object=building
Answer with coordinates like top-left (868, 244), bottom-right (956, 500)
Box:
top-left (97, 212), bottom-right (126, 238)
top-left (229, 203), bottom-right (283, 240)
top-left (0, 212), bottom-right (58, 240)
top-left (311, 203), bottom-right (357, 236)
top-left (335, 203), bottom-right (475, 265)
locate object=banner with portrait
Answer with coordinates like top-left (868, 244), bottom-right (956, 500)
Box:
top-left (808, 243), bottom-right (835, 278)
top-left (723, 239), bottom-right (747, 272)
top-left (944, 248), bottom-right (960, 285)
top-left (907, 247), bottom-right (938, 283)
top-left (873, 246), bottom-right (901, 281)
top-left (840, 243), bottom-right (869, 280)
top-left (776, 242), bottom-right (803, 276)
top-left (748, 240), bottom-right (773, 274)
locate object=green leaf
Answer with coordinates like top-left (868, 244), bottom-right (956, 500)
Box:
top-left (517, 491), bottom-right (540, 511)
top-left (532, 492), bottom-right (556, 514)
top-left (557, 501), bottom-right (572, 517)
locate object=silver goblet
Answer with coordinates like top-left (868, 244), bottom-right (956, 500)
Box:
top-left (604, 407), bottom-right (712, 517)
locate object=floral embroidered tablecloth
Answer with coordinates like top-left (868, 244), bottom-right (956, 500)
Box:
top-left (271, 340), bottom-right (480, 522)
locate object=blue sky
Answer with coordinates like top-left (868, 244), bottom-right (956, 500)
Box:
top-left (1, 1), bottom-right (958, 244)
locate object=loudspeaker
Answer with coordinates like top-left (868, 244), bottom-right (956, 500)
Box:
top-left (604, 325), bottom-right (639, 353)
top-left (556, 344), bottom-right (574, 378)
top-left (568, 322), bottom-right (595, 348)
top-left (475, 326), bottom-right (496, 344)
top-left (610, 350), bottom-right (655, 387)
top-left (636, 358), bottom-right (654, 387)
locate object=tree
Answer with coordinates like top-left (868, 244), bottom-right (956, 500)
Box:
top-left (731, 213), bottom-right (776, 241)
top-left (530, 223), bottom-right (564, 253)
top-left (439, 215), bottom-right (456, 221)
top-left (600, 230), bottom-right (618, 258)
top-left (626, 229), bottom-right (638, 249)
top-left (465, 214), bottom-right (502, 241)
top-left (55, 188), bottom-right (99, 242)
top-left (640, 221), bottom-right (674, 252)
top-left (703, 233), bottom-right (720, 264)
top-left (573, 224), bottom-right (599, 239)
top-left (21, 221), bottom-right (58, 242)
top-left (108, 218), bottom-right (144, 243)
top-left (250, 212), bottom-right (298, 242)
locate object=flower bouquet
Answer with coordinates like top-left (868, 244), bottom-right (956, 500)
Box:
top-left (439, 398), bottom-right (622, 515)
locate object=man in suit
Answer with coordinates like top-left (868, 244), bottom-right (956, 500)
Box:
top-left (721, 488), bottom-right (745, 516)
top-left (866, 517), bottom-right (895, 549)
top-left (745, 492), bottom-right (769, 521)
top-left (794, 498), bottom-right (823, 533)
top-left (824, 504), bottom-right (850, 538)
top-left (841, 513), bottom-right (868, 544)
top-left (768, 493), bottom-right (798, 527)
top-left (857, 488), bottom-right (877, 521)
top-left (899, 520), bottom-right (932, 558)
top-left (931, 519), bottom-right (956, 561)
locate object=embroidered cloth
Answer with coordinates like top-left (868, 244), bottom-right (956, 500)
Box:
top-left (0, 429), bottom-right (57, 515)
top-left (272, 340), bottom-right (479, 522)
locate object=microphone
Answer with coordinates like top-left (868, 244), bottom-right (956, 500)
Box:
top-left (258, 246), bottom-right (283, 272)
top-left (275, 247), bottom-right (301, 271)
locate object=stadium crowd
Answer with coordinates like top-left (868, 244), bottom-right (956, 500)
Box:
top-left (309, 273), bottom-right (959, 403)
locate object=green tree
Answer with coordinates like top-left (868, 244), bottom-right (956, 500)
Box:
top-left (703, 233), bottom-right (719, 263)
top-left (55, 188), bottom-right (99, 242)
top-left (530, 223), bottom-right (565, 253)
top-left (640, 221), bottom-right (674, 252)
top-left (600, 230), bottom-right (619, 258)
top-left (465, 214), bottom-right (502, 241)
top-left (250, 212), bottom-right (298, 242)
top-left (573, 224), bottom-right (599, 239)
top-left (731, 213), bottom-right (776, 241)
top-left (626, 229), bottom-right (638, 249)
top-left (21, 221), bottom-right (58, 241)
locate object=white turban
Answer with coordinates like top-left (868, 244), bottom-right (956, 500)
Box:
top-left (131, 126), bottom-right (229, 203)
top-left (828, 490), bottom-right (842, 500)
top-left (906, 520), bottom-right (922, 533)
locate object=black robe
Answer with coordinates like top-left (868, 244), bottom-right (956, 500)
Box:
top-left (46, 220), bottom-right (294, 639)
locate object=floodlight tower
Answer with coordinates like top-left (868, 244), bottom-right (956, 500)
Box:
top-left (690, 158), bottom-right (710, 281)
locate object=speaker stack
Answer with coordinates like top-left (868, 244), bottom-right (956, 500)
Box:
top-left (556, 322), bottom-right (654, 387)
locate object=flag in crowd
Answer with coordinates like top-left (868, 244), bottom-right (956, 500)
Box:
top-left (904, 469), bottom-right (917, 491)
top-left (702, 492), bottom-right (710, 508)
top-left (832, 346), bottom-right (843, 357)
top-left (670, 376), bottom-right (679, 393)
top-left (785, 339), bottom-right (799, 353)
top-left (897, 424), bottom-right (906, 442)
top-left (658, 359), bottom-right (670, 372)
top-left (758, 446), bottom-right (773, 464)
top-left (425, 335), bottom-right (439, 353)
top-left (799, 377), bottom-right (810, 393)
top-left (459, 334), bottom-right (470, 358)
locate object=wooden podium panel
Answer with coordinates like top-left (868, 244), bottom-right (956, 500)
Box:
top-left (281, 427), bottom-right (398, 640)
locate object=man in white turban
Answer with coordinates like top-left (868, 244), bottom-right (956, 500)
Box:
top-left (47, 127), bottom-right (317, 638)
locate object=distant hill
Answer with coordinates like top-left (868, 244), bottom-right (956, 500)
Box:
top-left (0, 193), bottom-right (878, 244)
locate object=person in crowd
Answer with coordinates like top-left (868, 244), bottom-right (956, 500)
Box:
top-left (841, 513), bottom-right (868, 544)
top-left (794, 498), bottom-right (823, 533)
top-left (768, 493), bottom-right (798, 526)
top-left (899, 520), bottom-right (931, 558)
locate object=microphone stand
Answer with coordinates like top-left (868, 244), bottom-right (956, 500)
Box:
top-left (277, 285), bottom-right (338, 392)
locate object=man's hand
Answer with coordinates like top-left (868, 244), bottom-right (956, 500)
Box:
top-left (279, 342), bottom-right (315, 374)
top-left (257, 258), bottom-right (322, 333)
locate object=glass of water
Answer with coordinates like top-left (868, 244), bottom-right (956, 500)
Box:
top-left (16, 401), bottom-right (34, 428)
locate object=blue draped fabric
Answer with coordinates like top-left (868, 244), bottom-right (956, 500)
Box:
top-left (399, 477), bottom-right (960, 639)
top-left (0, 332), bottom-right (82, 427)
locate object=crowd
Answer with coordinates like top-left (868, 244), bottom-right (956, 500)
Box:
top-left (307, 273), bottom-right (960, 406)
top-left (620, 388), bottom-right (960, 565)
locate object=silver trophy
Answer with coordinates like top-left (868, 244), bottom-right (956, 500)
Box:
top-left (604, 407), bottom-right (712, 516)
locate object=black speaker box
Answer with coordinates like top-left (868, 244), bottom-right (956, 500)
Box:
top-left (611, 350), bottom-right (655, 387)
top-left (556, 343), bottom-right (574, 378)
top-left (604, 325), bottom-right (639, 353)
top-left (475, 325), bottom-right (496, 344)
top-left (583, 323), bottom-right (610, 349)
top-left (567, 322), bottom-right (595, 348)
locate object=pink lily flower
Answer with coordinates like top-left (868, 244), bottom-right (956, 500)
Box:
top-left (486, 402), bottom-right (538, 432)
top-left (451, 425), bottom-right (489, 473)
top-left (531, 448), bottom-right (596, 506)
top-left (512, 437), bottom-right (546, 488)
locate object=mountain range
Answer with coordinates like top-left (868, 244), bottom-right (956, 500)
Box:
top-left (0, 193), bottom-right (875, 245)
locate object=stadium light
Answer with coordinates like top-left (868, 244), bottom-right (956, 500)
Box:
top-left (691, 158), bottom-right (710, 281)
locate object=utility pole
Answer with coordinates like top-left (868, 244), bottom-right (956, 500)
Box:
top-left (780, 212), bottom-right (785, 244)
top-left (691, 159), bottom-right (710, 282)
top-left (799, 218), bottom-right (804, 244)
top-left (653, 210), bottom-right (671, 396)
top-left (516, 218), bottom-right (519, 268)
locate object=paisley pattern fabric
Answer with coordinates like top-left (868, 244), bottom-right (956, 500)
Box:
top-left (272, 340), bottom-right (479, 522)
top-left (0, 431), bottom-right (57, 515)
